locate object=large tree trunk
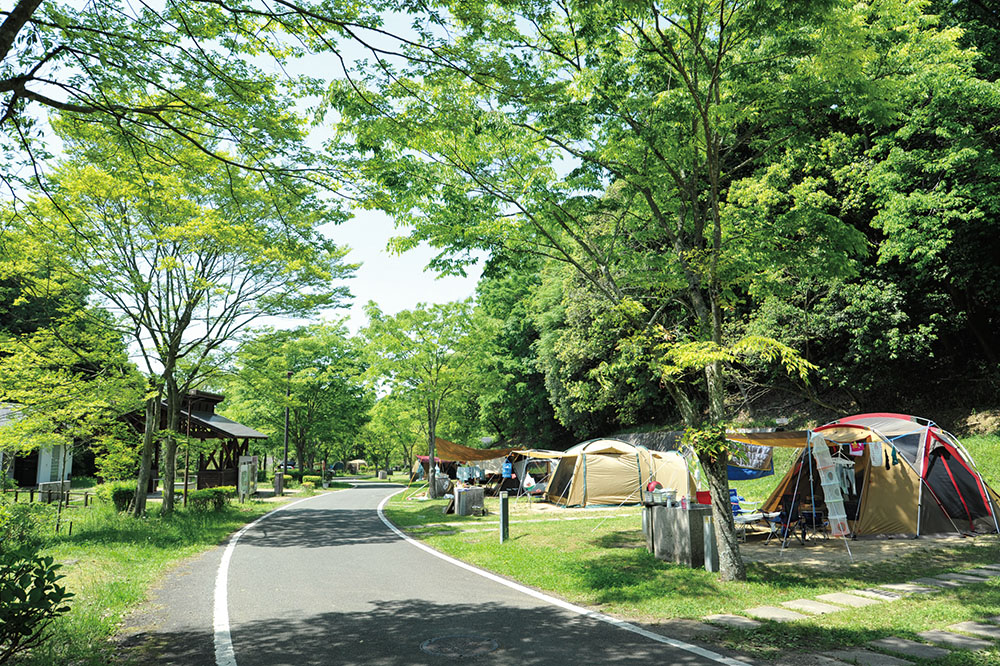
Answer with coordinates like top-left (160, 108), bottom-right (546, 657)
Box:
top-left (133, 394), bottom-right (160, 516)
top-left (699, 450), bottom-right (746, 582)
top-left (426, 400), bottom-right (438, 499)
top-left (161, 382), bottom-right (180, 515)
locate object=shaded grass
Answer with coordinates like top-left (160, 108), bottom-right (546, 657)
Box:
top-left (13, 499), bottom-right (288, 666)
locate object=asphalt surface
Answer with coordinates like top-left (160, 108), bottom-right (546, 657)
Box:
top-left (123, 483), bottom-right (734, 665)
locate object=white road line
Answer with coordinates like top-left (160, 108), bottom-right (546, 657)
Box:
top-left (377, 491), bottom-right (748, 666)
top-left (214, 494), bottom-right (324, 666)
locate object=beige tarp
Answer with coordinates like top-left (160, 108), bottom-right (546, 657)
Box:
top-left (433, 437), bottom-right (518, 462)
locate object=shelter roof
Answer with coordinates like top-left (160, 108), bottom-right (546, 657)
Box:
top-left (183, 409), bottom-right (268, 440)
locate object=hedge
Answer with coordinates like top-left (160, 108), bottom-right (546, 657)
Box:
top-left (94, 480), bottom-right (137, 512)
top-left (302, 475), bottom-right (322, 485)
top-left (187, 486), bottom-right (236, 511)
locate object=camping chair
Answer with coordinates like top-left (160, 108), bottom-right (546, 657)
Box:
top-left (765, 494), bottom-right (804, 545)
top-left (800, 507), bottom-right (828, 540)
top-left (730, 489), bottom-right (764, 542)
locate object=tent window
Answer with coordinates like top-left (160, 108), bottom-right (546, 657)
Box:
top-left (890, 432), bottom-right (921, 463)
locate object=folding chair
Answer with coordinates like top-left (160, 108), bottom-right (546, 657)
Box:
top-left (765, 494), bottom-right (804, 545)
top-left (730, 489), bottom-right (764, 542)
top-left (800, 508), bottom-right (829, 540)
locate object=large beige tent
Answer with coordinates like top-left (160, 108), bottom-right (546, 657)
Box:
top-left (545, 439), bottom-right (696, 507)
top-left (757, 413), bottom-right (1000, 537)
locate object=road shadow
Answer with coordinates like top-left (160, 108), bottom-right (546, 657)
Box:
top-left (125, 598), bottom-right (722, 666)
top-left (238, 507), bottom-right (402, 549)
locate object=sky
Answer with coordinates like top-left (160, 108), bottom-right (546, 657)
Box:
top-left (320, 208), bottom-right (482, 333)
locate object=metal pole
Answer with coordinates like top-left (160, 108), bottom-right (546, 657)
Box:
top-left (282, 370), bottom-right (291, 496)
top-left (499, 491), bottom-right (509, 543)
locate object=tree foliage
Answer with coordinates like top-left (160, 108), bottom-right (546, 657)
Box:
top-left (361, 300), bottom-right (479, 497)
top-left (222, 324), bottom-right (373, 470)
top-left (20, 118), bottom-right (355, 514)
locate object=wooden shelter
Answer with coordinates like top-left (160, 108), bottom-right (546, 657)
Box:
top-left (133, 390), bottom-right (268, 490)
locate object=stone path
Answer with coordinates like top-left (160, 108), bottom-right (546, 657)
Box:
top-left (703, 563), bottom-right (1000, 665)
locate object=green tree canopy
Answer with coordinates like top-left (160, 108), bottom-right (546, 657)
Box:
top-left (222, 324), bottom-right (373, 472)
top-left (361, 300), bottom-right (479, 497)
top-left (21, 117), bottom-right (355, 514)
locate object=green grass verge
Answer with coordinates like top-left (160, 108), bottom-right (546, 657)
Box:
top-left (13, 498), bottom-right (289, 665)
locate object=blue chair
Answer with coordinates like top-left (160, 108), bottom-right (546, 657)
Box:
top-left (730, 489), bottom-right (764, 541)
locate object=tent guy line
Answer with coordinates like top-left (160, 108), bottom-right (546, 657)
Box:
top-left (376, 490), bottom-right (747, 666)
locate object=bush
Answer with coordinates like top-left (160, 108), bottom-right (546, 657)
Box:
top-left (0, 550), bottom-right (74, 663)
top-left (256, 469), bottom-right (268, 483)
top-left (302, 475), bottom-right (322, 485)
top-left (0, 500), bottom-right (53, 554)
top-left (187, 486), bottom-right (236, 511)
top-left (299, 481), bottom-right (315, 496)
top-left (94, 481), bottom-right (137, 513)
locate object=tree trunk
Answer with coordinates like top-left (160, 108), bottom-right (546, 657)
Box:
top-left (699, 450), bottom-right (746, 582)
top-left (427, 400), bottom-right (438, 499)
top-left (133, 394), bottom-right (159, 516)
top-left (161, 383), bottom-right (180, 515)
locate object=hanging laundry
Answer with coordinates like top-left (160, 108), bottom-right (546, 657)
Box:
top-left (849, 441), bottom-right (864, 457)
top-left (891, 446), bottom-right (899, 466)
top-left (870, 440), bottom-right (882, 461)
top-left (834, 459), bottom-right (856, 495)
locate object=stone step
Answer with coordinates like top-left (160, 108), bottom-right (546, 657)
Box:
top-left (947, 621), bottom-right (1000, 640)
top-left (745, 605), bottom-right (810, 622)
top-left (852, 588), bottom-right (902, 601)
top-left (936, 573), bottom-right (992, 584)
top-left (878, 583), bottom-right (936, 594)
top-left (912, 577), bottom-right (964, 588)
top-left (917, 629), bottom-right (992, 651)
top-left (781, 599), bottom-right (846, 615)
top-left (867, 637), bottom-right (950, 660)
top-left (822, 648), bottom-right (914, 665)
top-left (703, 614), bottom-right (762, 630)
top-left (816, 592), bottom-right (882, 608)
top-left (961, 568), bottom-right (999, 578)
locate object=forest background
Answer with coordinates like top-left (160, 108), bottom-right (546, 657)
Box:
top-left (0, 0), bottom-right (998, 501)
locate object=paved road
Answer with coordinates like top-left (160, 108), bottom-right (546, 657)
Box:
top-left (124, 483), bottom-right (738, 665)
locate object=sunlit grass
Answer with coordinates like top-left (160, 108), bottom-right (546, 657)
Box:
top-left (14, 498), bottom-right (289, 665)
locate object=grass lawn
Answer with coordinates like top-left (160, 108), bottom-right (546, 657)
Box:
top-left (384, 437), bottom-right (1000, 664)
top-left (8, 495), bottom-right (298, 665)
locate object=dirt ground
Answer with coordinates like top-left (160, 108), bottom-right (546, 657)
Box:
top-left (738, 527), bottom-right (999, 567)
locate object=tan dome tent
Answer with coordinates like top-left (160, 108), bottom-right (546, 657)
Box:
top-left (760, 413), bottom-right (1000, 537)
top-left (545, 439), bottom-right (696, 507)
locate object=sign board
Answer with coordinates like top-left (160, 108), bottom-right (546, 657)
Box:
top-left (238, 455), bottom-right (258, 501)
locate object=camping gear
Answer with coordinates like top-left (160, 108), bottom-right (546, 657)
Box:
top-left (545, 439), bottom-right (696, 507)
top-left (759, 413), bottom-right (1000, 538)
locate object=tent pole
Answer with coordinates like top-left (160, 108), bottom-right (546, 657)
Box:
top-left (783, 437), bottom-right (806, 550)
top-left (916, 424), bottom-right (930, 537)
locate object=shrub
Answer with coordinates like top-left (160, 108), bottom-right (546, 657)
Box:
top-left (256, 469), bottom-right (268, 483)
top-left (187, 486), bottom-right (236, 511)
top-left (0, 550), bottom-right (74, 663)
top-left (0, 500), bottom-right (53, 554)
top-left (299, 481), bottom-right (315, 496)
top-left (94, 480), bottom-right (137, 513)
top-left (302, 475), bottom-right (322, 485)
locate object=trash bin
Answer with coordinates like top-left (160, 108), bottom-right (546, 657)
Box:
top-left (274, 471), bottom-right (284, 495)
